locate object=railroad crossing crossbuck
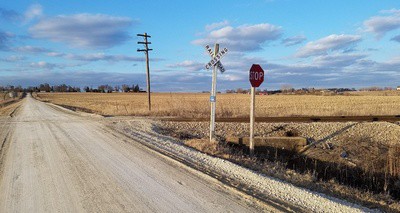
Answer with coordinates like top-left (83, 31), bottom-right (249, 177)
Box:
top-left (205, 45), bottom-right (228, 72)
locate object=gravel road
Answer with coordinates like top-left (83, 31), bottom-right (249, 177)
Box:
top-left (0, 95), bottom-right (270, 212)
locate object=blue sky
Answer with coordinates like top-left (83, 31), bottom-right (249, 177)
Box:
top-left (0, 0), bottom-right (399, 91)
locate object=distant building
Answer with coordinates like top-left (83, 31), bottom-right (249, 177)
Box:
top-left (397, 86), bottom-right (400, 91)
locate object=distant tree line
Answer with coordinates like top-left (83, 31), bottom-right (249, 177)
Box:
top-left (0, 84), bottom-right (81, 93)
top-left (225, 87), bottom-right (358, 95)
top-left (0, 83), bottom-right (142, 93)
top-left (33, 83), bottom-right (81, 93)
top-left (83, 84), bottom-right (141, 93)
top-left (359, 86), bottom-right (395, 91)
top-left (0, 85), bottom-right (24, 93)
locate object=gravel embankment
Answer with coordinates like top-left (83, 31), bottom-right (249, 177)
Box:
top-left (111, 119), bottom-right (377, 212)
top-left (156, 121), bottom-right (400, 147)
top-left (156, 121), bottom-right (400, 167)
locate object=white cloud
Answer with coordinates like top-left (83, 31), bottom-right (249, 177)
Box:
top-left (219, 74), bottom-right (245, 81)
top-left (1, 55), bottom-right (26, 62)
top-left (29, 13), bottom-right (135, 49)
top-left (46, 52), bottom-right (65, 57)
top-left (364, 9), bottom-right (400, 38)
top-left (64, 53), bottom-right (143, 62)
top-left (167, 60), bottom-right (204, 71)
top-left (381, 9), bottom-right (400, 15)
top-left (193, 23), bottom-right (283, 51)
top-left (205, 20), bottom-right (230, 31)
top-left (30, 61), bottom-right (58, 69)
top-left (281, 35), bottom-right (306, 46)
top-left (46, 52), bottom-right (162, 62)
top-left (29, 61), bottom-right (83, 70)
top-left (24, 4), bottom-right (42, 22)
top-left (312, 53), bottom-right (367, 68)
top-left (375, 56), bottom-right (400, 71)
top-left (295, 34), bottom-right (361, 58)
top-left (12, 45), bottom-right (49, 53)
top-left (222, 52), bottom-right (268, 71)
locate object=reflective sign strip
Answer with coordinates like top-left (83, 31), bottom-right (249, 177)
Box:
top-left (210, 96), bottom-right (216, 102)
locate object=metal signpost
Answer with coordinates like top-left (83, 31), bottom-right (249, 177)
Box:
top-left (249, 64), bottom-right (264, 156)
top-left (205, 44), bottom-right (228, 141)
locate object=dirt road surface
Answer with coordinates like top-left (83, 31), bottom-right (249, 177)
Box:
top-left (0, 96), bottom-right (270, 212)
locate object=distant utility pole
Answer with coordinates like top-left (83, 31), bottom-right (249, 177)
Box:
top-left (137, 33), bottom-right (153, 111)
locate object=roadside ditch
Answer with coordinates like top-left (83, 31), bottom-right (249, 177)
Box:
top-left (153, 120), bottom-right (400, 212)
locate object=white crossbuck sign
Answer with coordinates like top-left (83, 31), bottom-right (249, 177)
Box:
top-left (205, 45), bottom-right (228, 72)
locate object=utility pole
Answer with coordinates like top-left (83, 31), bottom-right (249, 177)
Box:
top-left (137, 33), bottom-right (153, 111)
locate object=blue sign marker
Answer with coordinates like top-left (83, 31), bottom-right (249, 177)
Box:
top-left (210, 96), bottom-right (216, 102)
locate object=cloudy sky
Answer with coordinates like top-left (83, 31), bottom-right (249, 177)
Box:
top-left (0, 0), bottom-right (399, 91)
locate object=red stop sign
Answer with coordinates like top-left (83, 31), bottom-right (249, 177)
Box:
top-left (249, 64), bottom-right (264, 87)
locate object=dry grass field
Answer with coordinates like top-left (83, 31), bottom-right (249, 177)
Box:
top-left (0, 93), bottom-right (24, 116)
top-left (0, 101), bottom-right (22, 116)
top-left (36, 92), bottom-right (400, 117)
top-left (0, 92), bottom-right (12, 102)
top-left (349, 90), bottom-right (400, 96)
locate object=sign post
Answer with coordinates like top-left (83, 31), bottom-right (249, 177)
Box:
top-left (249, 64), bottom-right (264, 156)
top-left (205, 44), bottom-right (228, 141)
top-left (210, 44), bottom-right (219, 141)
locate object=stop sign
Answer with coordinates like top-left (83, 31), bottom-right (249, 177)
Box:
top-left (249, 64), bottom-right (264, 87)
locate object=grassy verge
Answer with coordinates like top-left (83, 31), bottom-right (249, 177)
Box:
top-left (0, 93), bottom-right (25, 116)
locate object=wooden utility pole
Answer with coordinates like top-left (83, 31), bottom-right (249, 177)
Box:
top-left (137, 33), bottom-right (153, 111)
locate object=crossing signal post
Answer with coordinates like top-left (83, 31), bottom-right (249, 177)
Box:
top-left (204, 44), bottom-right (228, 141)
top-left (137, 33), bottom-right (153, 111)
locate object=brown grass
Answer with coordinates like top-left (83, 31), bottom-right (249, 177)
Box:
top-left (1, 92), bottom-right (24, 102)
top-left (0, 100), bottom-right (22, 116)
top-left (181, 137), bottom-right (400, 212)
top-left (0, 93), bottom-right (24, 116)
top-left (36, 92), bottom-right (400, 118)
top-left (0, 92), bottom-right (13, 102)
top-left (349, 90), bottom-right (400, 96)
top-left (184, 139), bottom-right (223, 155)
